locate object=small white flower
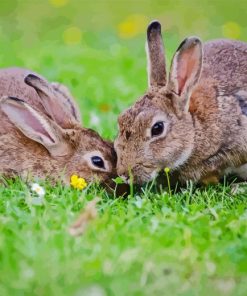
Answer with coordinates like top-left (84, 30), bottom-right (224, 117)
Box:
top-left (31, 183), bottom-right (45, 197)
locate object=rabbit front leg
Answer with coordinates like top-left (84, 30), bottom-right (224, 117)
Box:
top-left (200, 171), bottom-right (220, 185)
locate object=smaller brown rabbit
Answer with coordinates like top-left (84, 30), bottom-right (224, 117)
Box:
top-left (0, 68), bottom-right (117, 187)
top-left (115, 21), bottom-right (247, 185)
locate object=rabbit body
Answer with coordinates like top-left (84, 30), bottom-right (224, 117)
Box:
top-left (0, 68), bottom-right (116, 185)
top-left (181, 39), bottom-right (247, 183)
top-left (115, 22), bottom-right (247, 185)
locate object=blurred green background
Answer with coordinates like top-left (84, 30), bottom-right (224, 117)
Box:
top-left (0, 2), bottom-right (247, 296)
top-left (0, 0), bottom-right (246, 140)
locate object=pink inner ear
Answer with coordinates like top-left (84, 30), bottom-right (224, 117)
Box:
top-left (177, 51), bottom-right (198, 95)
top-left (3, 102), bottom-right (56, 144)
top-left (21, 108), bottom-right (55, 143)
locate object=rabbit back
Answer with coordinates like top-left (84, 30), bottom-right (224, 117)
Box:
top-left (201, 39), bottom-right (247, 93)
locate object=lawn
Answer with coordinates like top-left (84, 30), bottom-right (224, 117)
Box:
top-left (0, 1), bottom-right (247, 295)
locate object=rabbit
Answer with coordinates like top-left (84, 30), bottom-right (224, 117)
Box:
top-left (0, 68), bottom-right (117, 187)
top-left (114, 20), bottom-right (247, 186)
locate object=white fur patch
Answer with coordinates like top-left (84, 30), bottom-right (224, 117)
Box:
top-left (225, 164), bottom-right (247, 180)
top-left (171, 146), bottom-right (193, 169)
top-left (150, 170), bottom-right (158, 180)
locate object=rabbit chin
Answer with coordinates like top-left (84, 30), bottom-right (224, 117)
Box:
top-left (134, 147), bottom-right (193, 185)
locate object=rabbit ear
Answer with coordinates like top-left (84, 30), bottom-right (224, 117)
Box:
top-left (146, 20), bottom-right (167, 87)
top-left (24, 74), bottom-right (77, 128)
top-left (0, 96), bottom-right (71, 157)
top-left (51, 82), bottom-right (82, 124)
top-left (167, 37), bottom-right (203, 112)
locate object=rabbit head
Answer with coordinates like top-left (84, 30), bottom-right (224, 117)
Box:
top-left (115, 21), bottom-right (203, 184)
top-left (0, 74), bottom-right (117, 187)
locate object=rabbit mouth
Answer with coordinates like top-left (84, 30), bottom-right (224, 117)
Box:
top-left (101, 176), bottom-right (130, 197)
top-left (116, 163), bottom-right (162, 185)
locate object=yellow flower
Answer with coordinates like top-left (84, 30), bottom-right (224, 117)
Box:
top-left (70, 175), bottom-right (87, 190)
top-left (164, 167), bottom-right (170, 174)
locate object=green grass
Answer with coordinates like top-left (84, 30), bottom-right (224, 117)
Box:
top-left (0, 1), bottom-right (247, 295)
top-left (0, 180), bottom-right (247, 295)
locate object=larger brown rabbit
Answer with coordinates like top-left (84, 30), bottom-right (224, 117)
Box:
top-left (0, 68), bottom-right (116, 186)
top-left (115, 21), bottom-right (247, 185)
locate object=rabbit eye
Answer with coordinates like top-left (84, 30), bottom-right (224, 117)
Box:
top-left (91, 156), bottom-right (105, 169)
top-left (151, 121), bottom-right (164, 137)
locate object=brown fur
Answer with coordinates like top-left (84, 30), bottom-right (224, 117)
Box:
top-left (115, 21), bottom-right (247, 185)
top-left (0, 68), bottom-right (116, 186)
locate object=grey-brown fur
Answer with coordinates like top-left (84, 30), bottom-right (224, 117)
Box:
top-left (0, 68), bottom-right (116, 186)
top-left (115, 21), bottom-right (247, 185)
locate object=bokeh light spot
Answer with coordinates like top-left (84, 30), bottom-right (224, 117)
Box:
top-left (63, 26), bottom-right (82, 45)
top-left (49, 0), bottom-right (69, 7)
top-left (118, 14), bottom-right (148, 39)
top-left (99, 103), bottom-right (111, 112)
top-left (222, 21), bottom-right (241, 39)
